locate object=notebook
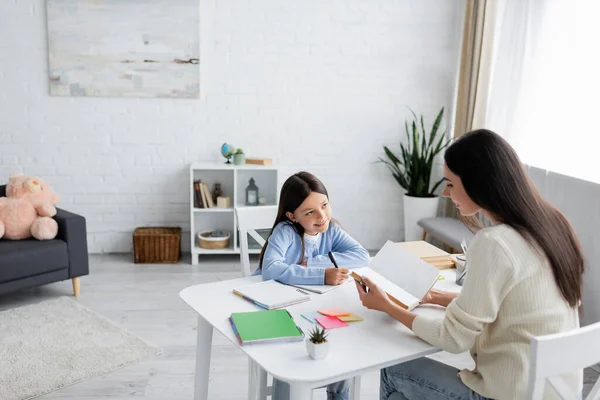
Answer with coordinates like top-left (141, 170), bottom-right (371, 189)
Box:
top-left (233, 279), bottom-right (311, 310)
top-left (351, 240), bottom-right (440, 311)
top-left (396, 241), bottom-right (456, 270)
top-left (287, 277), bottom-right (354, 294)
top-left (229, 309), bottom-right (305, 345)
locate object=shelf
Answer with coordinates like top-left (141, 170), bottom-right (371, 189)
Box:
top-left (191, 163), bottom-right (277, 171)
top-left (192, 245), bottom-right (236, 254)
top-left (193, 208), bottom-right (234, 213)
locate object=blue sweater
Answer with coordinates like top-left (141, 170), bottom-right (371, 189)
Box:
top-left (255, 221), bottom-right (370, 285)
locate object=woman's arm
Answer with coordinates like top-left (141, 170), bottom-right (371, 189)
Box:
top-left (356, 231), bottom-right (516, 354)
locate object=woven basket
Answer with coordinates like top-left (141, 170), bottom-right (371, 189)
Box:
top-left (197, 231), bottom-right (230, 249)
top-left (133, 227), bottom-right (181, 264)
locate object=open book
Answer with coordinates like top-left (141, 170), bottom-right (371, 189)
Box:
top-left (351, 240), bottom-right (440, 311)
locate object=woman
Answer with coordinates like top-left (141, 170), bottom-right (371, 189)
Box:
top-left (356, 129), bottom-right (584, 400)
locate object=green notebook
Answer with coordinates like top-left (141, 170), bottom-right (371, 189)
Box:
top-left (230, 309), bottom-right (305, 345)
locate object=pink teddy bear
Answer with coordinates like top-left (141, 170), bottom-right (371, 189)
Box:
top-left (0, 173), bottom-right (60, 240)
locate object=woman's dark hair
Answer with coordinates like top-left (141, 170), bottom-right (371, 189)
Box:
top-left (445, 129), bottom-right (584, 307)
top-left (259, 171), bottom-right (329, 269)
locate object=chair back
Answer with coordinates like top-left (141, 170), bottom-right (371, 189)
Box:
top-left (527, 321), bottom-right (600, 399)
top-left (235, 206), bottom-right (278, 277)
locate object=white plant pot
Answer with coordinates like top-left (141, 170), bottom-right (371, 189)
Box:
top-left (403, 195), bottom-right (440, 241)
top-left (306, 339), bottom-right (330, 360)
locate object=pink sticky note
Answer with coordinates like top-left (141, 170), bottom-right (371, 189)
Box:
top-left (317, 308), bottom-right (351, 317)
top-left (315, 315), bottom-right (349, 329)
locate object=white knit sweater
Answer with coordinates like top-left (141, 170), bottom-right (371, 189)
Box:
top-left (413, 224), bottom-right (582, 400)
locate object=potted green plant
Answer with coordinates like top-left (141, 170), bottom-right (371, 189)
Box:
top-left (305, 325), bottom-right (330, 360)
top-left (233, 148), bottom-right (245, 165)
top-left (378, 107), bottom-right (451, 241)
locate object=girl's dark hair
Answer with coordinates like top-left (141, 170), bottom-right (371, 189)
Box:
top-left (445, 129), bottom-right (584, 307)
top-left (259, 171), bottom-right (329, 269)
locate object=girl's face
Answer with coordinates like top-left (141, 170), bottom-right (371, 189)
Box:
top-left (441, 164), bottom-right (481, 216)
top-left (286, 192), bottom-right (331, 235)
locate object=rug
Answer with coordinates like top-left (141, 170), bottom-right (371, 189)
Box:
top-left (0, 297), bottom-right (160, 400)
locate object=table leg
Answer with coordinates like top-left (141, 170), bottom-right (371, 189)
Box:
top-left (350, 375), bottom-right (362, 400)
top-left (289, 383), bottom-right (312, 400)
top-left (248, 360), bottom-right (268, 400)
top-left (194, 315), bottom-right (213, 400)
top-left (257, 365), bottom-right (268, 399)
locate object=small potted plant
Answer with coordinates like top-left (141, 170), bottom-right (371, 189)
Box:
top-left (233, 148), bottom-right (245, 165)
top-left (305, 325), bottom-right (330, 360)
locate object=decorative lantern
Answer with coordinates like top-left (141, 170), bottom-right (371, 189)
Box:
top-left (245, 178), bottom-right (259, 206)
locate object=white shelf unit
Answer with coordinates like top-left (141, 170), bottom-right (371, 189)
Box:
top-left (189, 163), bottom-right (278, 264)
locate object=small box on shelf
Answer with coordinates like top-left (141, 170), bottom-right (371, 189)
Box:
top-left (216, 196), bottom-right (231, 208)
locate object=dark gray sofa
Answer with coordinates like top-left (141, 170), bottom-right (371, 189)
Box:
top-left (0, 185), bottom-right (89, 296)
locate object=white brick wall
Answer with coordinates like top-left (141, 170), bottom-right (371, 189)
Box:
top-left (0, 0), bottom-right (463, 253)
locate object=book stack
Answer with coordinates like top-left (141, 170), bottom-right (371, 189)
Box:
top-left (229, 309), bottom-right (304, 345)
top-left (192, 180), bottom-right (215, 209)
top-left (396, 241), bottom-right (456, 270)
top-left (245, 157), bottom-right (272, 165)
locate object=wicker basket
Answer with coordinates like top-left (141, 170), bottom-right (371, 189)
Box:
top-left (133, 227), bottom-right (181, 264)
top-left (197, 231), bottom-right (230, 249)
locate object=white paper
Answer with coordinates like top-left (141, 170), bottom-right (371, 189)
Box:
top-left (366, 241), bottom-right (440, 308)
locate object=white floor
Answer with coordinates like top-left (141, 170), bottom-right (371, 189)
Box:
top-left (0, 254), bottom-right (595, 399)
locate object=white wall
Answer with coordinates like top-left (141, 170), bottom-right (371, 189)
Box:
top-left (0, 0), bottom-right (463, 253)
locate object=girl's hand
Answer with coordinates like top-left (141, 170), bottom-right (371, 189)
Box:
top-left (355, 276), bottom-right (393, 312)
top-left (324, 268), bottom-right (349, 285)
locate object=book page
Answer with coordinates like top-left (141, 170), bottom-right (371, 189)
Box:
top-left (361, 269), bottom-right (420, 310)
top-left (369, 240), bottom-right (440, 301)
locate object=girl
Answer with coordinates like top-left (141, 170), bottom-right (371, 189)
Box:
top-left (257, 171), bottom-right (370, 400)
top-left (356, 130), bottom-right (584, 400)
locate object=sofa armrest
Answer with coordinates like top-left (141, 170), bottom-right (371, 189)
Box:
top-left (54, 208), bottom-right (89, 278)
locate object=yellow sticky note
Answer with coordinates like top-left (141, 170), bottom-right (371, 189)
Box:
top-left (338, 313), bottom-right (364, 322)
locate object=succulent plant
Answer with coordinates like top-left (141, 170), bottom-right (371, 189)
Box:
top-left (308, 325), bottom-right (328, 344)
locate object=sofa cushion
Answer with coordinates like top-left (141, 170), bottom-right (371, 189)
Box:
top-left (418, 217), bottom-right (475, 249)
top-left (0, 239), bottom-right (69, 283)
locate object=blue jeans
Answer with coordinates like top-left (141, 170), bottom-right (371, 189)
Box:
top-left (272, 378), bottom-right (350, 400)
top-left (380, 358), bottom-right (491, 400)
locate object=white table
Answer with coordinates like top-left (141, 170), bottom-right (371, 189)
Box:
top-left (180, 268), bottom-right (460, 400)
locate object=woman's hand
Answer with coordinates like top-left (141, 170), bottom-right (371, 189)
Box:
top-left (420, 288), bottom-right (457, 308)
top-left (355, 276), bottom-right (393, 312)
top-left (324, 268), bottom-right (349, 285)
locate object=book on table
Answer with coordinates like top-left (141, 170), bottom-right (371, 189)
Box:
top-left (396, 241), bottom-right (456, 269)
top-left (351, 240), bottom-right (440, 311)
top-left (232, 279), bottom-right (311, 310)
top-left (229, 309), bottom-right (305, 345)
top-left (287, 277), bottom-right (354, 294)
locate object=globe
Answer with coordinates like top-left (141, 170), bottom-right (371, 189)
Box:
top-left (221, 143), bottom-right (234, 164)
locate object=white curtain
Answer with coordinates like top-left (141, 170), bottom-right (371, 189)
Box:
top-left (486, 0), bottom-right (600, 184)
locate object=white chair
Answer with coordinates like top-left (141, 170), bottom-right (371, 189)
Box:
top-left (235, 206), bottom-right (278, 278)
top-left (527, 321), bottom-right (600, 399)
top-left (235, 205), bottom-right (362, 400)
